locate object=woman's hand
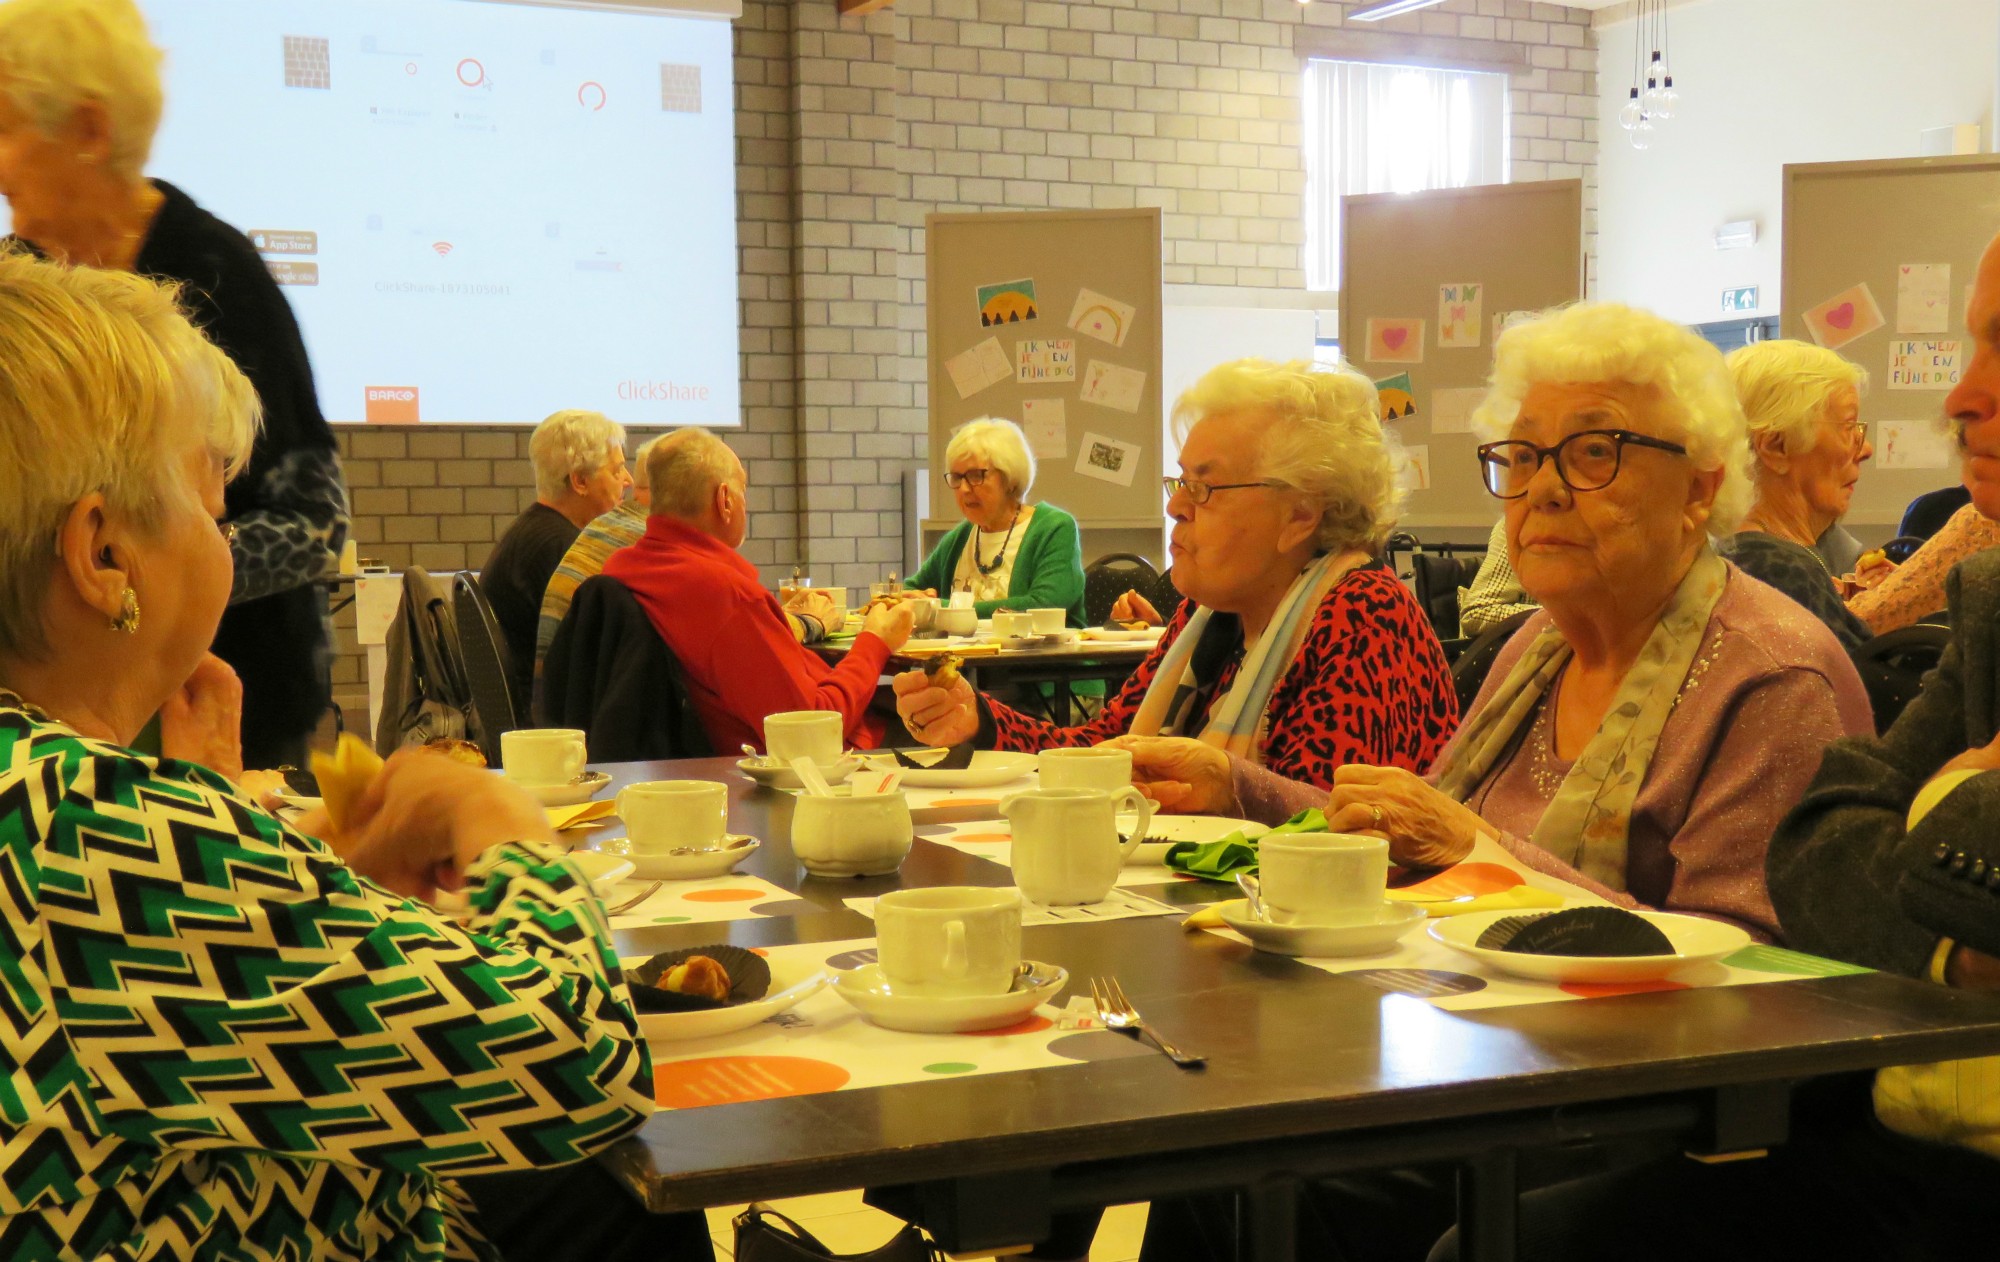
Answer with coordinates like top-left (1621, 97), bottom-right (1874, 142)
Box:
top-left (340, 750), bottom-right (556, 901)
top-left (1326, 765), bottom-right (1482, 868)
top-left (861, 600), bottom-right (916, 651)
top-left (161, 653), bottom-right (245, 781)
top-left (1108, 589), bottom-right (1162, 627)
top-left (892, 669), bottom-right (978, 747)
top-left (784, 588), bottom-right (838, 626)
top-left (1100, 735), bottom-right (1234, 813)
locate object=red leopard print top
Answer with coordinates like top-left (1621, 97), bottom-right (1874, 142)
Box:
top-left (987, 564), bottom-right (1459, 786)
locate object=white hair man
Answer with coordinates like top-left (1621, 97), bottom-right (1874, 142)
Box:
top-left (602, 427), bottom-right (914, 752)
top-left (481, 408), bottom-right (630, 702)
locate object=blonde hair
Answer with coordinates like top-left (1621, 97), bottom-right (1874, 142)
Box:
top-left (1173, 357), bottom-right (1401, 553)
top-left (1726, 339), bottom-right (1868, 457)
top-left (945, 417), bottom-right (1035, 501)
top-left (0, 247), bottom-right (259, 659)
top-left (0, 0), bottom-right (163, 179)
top-left (529, 409), bottom-right (626, 500)
top-left (1474, 302), bottom-right (1755, 534)
top-left (646, 427), bottom-right (740, 518)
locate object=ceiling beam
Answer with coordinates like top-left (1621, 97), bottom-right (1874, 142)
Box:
top-left (838, 0), bottom-right (893, 13)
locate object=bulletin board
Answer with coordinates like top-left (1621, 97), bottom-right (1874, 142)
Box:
top-left (925, 208), bottom-right (1164, 531)
top-left (1782, 155), bottom-right (2000, 528)
top-left (1340, 180), bottom-right (1584, 528)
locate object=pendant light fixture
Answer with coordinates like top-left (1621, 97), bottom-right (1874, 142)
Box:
top-left (1624, 0), bottom-right (1679, 148)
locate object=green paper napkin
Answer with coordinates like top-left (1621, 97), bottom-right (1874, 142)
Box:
top-left (1163, 808), bottom-right (1329, 882)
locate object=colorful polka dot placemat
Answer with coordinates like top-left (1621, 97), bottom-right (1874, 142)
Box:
top-left (608, 873), bottom-right (810, 928)
top-left (643, 938), bottom-right (1147, 1109)
top-left (922, 819), bottom-right (1196, 889)
top-left (1198, 836), bottom-right (1870, 1013)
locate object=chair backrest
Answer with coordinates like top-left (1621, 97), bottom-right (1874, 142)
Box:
top-left (1408, 552), bottom-right (1485, 641)
top-left (1083, 552), bottom-right (1162, 624)
top-left (452, 572), bottom-right (523, 765)
top-left (1850, 623), bottom-right (1951, 735)
top-left (542, 575), bottom-right (713, 761)
top-left (1450, 608), bottom-right (1535, 716)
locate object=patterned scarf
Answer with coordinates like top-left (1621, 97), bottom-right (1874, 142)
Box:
top-left (1430, 547), bottom-right (1728, 892)
top-left (1128, 549), bottom-right (1367, 764)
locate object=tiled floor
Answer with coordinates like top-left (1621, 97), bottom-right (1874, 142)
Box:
top-left (705, 1195), bottom-right (1149, 1262)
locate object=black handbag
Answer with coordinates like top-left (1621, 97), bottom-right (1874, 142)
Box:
top-left (733, 1203), bottom-right (941, 1262)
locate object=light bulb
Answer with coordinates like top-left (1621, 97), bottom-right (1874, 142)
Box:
top-left (1631, 116), bottom-right (1655, 150)
top-left (1650, 75), bottom-right (1679, 120)
top-left (1617, 87), bottom-right (1642, 131)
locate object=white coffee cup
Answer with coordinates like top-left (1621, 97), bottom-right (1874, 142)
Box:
top-left (1029, 607), bottom-right (1066, 634)
top-left (791, 790), bottom-right (914, 877)
top-left (501, 728), bottom-right (587, 786)
top-left (874, 886), bottom-right (1022, 997)
top-left (616, 779), bottom-right (728, 853)
top-left (936, 606), bottom-right (978, 636)
top-left (1254, 832), bottom-right (1389, 926)
top-left (1003, 786), bottom-right (1152, 905)
top-left (991, 610), bottom-right (1032, 638)
top-left (762, 710), bottom-right (844, 764)
top-left (1036, 746), bottom-right (1133, 792)
top-left (905, 596), bottom-right (939, 632)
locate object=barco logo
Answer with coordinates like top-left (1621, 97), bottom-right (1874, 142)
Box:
top-left (365, 386), bottom-right (420, 424)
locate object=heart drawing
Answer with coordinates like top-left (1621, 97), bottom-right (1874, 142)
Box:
top-left (1382, 327), bottom-right (1408, 350)
top-left (1824, 302), bottom-right (1855, 330)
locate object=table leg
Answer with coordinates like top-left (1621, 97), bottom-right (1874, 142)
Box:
top-left (1238, 1177), bottom-right (1298, 1262)
top-left (1455, 1149), bottom-right (1518, 1262)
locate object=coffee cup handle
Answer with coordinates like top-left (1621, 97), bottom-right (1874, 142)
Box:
top-left (943, 921), bottom-right (968, 980)
top-left (564, 744), bottom-right (588, 782)
top-left (1112, 787), bottom-right (1152, 860)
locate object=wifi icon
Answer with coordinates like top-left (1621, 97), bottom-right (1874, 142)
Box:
top-left (432, 241), bottom-right (454, 256)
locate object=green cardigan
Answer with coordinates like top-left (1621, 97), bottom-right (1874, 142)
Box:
top-left (908, 501), bottom-right (1086, 627)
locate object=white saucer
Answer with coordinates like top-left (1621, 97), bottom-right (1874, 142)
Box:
top-left (566, 850), bottom-right (637, 895)
top-left (831, 960), bottom-right (1067, 1033)
top-left (859, 750), bottom-right (1036, 788)
top-left (1427, 909), bottom-right (1752, 984)
top-left (634, 959), bottom-right (830, 1043)
top-left (1122, 815), bottom-right (1270, 866)
top-left (1045, 628), bottom-right (1081, 645)
top-left (600, 836), bottom-right (761, 881)
top-left (521, 771), bottom-right (613, 807)
top-left (1082, 627), bottom-right (1160, 643)
top-left (736, 756), bottom-right (861, 790)
top-left (1215, 899), bottom-right (1425, 957)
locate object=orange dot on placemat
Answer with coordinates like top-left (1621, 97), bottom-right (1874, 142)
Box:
top-left (952, 832), bottom-right (1011, 845)
top-left (962, 1013), bottom-right (1053, 1037)
top-left (1559, 979), bottom-right (1691, 999)
top-left (681, 888), bottom-right (765, 903)
top-left (1397, 862), bottom-right (1524, 899)
top-left (655, 1056), bottom-right (850, 1108)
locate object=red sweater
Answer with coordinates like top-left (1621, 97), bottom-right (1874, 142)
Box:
top-left (601, 516), bottom-right (892, 752)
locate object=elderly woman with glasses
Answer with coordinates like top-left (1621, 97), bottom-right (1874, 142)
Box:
top-left (1716, 339), bottom-right (1878, 649)
top-left (893, 358), bottom-right (1458, 795)
top-left (1123, 308), bottom-right (1873, 950)
top-left (894, 417), bottom-right (1087, 625)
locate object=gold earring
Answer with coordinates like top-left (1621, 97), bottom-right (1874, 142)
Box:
top-left (110, 587), bottom-right (139, 634)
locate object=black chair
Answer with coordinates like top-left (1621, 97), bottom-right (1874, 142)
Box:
top-left (1149, 566), bottom-right (1186, 625)
top-left (1900, 486), bottom-right (1972, 541)
top-left (1409, 551), bottom-right (1485, 642)
top-left (1881, 535), bottom-right (1927, 565)
top-left (542, 575), bottom-right (713, 762)
top-left (452, 572), bottom-right (524, 766)
top-left (1851, 623), bottom-right (1951, 735)
top-left (1083, 552), bottom-right (1161, 625)
top-left (1450, 609), bottom-right (1535, 716)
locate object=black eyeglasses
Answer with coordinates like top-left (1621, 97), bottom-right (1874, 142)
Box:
top-left (1161, 476), bottom-right (1287, 506)
top-left (1476, 429), bottom-right (1689, 499)
top-left (944, 468), bottom-right (993, 489)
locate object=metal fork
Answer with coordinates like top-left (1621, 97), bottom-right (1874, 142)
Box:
top-left (1091, 976), bottom-right (1205, 1069)
top-left (604, 881), bottom-right (664, 916)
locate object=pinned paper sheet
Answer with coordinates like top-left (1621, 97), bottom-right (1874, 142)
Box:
top-left (1078, 360), bottom-right (1146, 413)
top-left (354, 575), bottom-right (403, 647)
top-left (1438, 283), bottom-right (1483, 348)
top-left (1395, 443), bottom-right (1433, 492)
top-left (1802, 283), bottom-right (1886, 352)
top-left (1897, 264), bottom-right (1951, 335)
top-left (1016, 338), bottom-right (1076, 383)
top-left (1876, 420), bottom-right (1955, 470)
top-left (1889, 339), bottom-right (1963, 390)
top-left (978, 277), bottom-right (1039, 327)
top-left (1365, 318), bottom-right (1425, 364)
top-left (1068, 287), bottom-right (1136, 347)
top-left (1021, 398), bottom-right (1067, 459)
top-left (1076, 432), bottom-right (1141, 487)
top-left (945, 337), bottom-right (1012, 399)
top-left (1431, 387), bottom-right (1485, 435)
top-left (1373, 372), bottom-right (1416, 422)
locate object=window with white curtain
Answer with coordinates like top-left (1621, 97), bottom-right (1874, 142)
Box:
top-left (1302, 59), bottom-right (1511, 292)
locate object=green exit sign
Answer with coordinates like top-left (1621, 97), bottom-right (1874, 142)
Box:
top-left (1722, 286), bottom-right (1759, 313)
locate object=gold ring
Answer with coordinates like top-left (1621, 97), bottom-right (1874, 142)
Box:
top-left (1370, 804), bottom-right (1384, 827)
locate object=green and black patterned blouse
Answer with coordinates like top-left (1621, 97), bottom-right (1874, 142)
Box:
top-left (0, 696), bottom-right (652, 1260)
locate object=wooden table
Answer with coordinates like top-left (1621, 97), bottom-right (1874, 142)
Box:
top-left (592, 757), bottom-right (2000, 1262)
top-left (817, 636), bottom-right (1159, 725)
